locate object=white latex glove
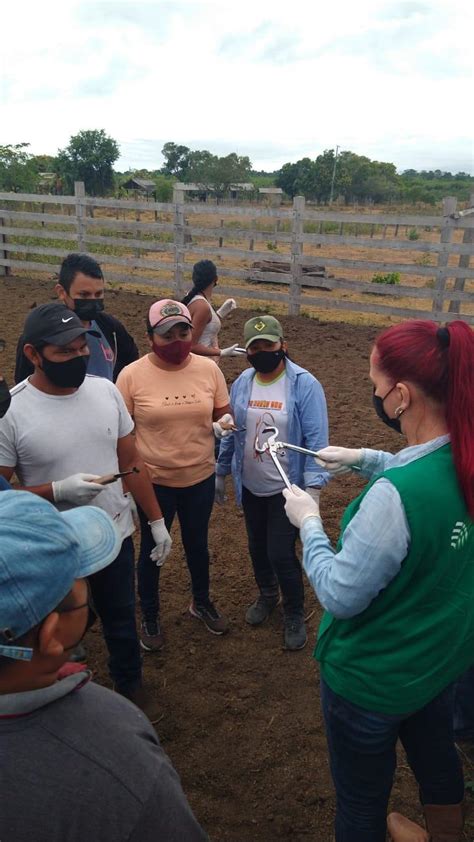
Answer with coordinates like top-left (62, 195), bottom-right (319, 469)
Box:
top-left (52, 473), bottom-right (105, 506)
top-left (216, 299), bottom-right (237, 319)
top-left (215, 474), bottom-right (226, 504)
top-left (213, 412), bottom-right (235, 439)
top-left (220, 343), bottom-right (241, 358)
top-left (305, 487), bottom-right (321, 504)
top-left (282, 484), bottom-right (321, 529)
top-left (149, 518), bottom-right (172, 567)
top-left (314, 446), bottom-right (363, 476)
top-left (125, 491), bottom-right (139, 528)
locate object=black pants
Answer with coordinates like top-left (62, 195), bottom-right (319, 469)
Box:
top-left (88, 536), bottom-right (142, 693)
top-left (138, 474), bottom-right (215, 622)
top-left (242, 485), bottom-right (304, 617)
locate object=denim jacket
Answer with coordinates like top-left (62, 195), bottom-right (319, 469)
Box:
top-left (216, 358), bottom-right (330, 505)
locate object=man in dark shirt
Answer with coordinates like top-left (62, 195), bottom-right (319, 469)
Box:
top-left (0, 490), bottom-right (207, 842)
top-left (15, 252), bottom-right (138, 383)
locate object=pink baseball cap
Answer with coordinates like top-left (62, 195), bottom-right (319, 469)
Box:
top-left (148, 299), bottom-right (193, 335)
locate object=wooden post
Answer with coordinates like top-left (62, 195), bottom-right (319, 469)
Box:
top-left (0, 217), bottom-right (8, 276)
top-left (448, 191), bottom-right (474, 314)
top-left (219, 219), bottom-right (224, 249)
top-left (394, 224), bottom-right (399, 237)
top-left (433, 196), bottom-right (457, 317)
top-left (289, 196), bottom-right (304, 316)
top-left (249, 219), bottom-right (256, 251)
top-left (274, 218), bottom-right (281, 248)
top-left (339, 222), bottom-right (344, 236)
top-left (74, 181), bottom-right (86, 252)
top-left (173, 186), bottom-right (186, 298)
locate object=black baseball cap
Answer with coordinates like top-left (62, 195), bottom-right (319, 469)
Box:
top-left (23, 303), bottom-right (100, 346)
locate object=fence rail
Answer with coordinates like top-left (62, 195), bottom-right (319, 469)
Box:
top-left (0, 183), bottom-right (472, 324)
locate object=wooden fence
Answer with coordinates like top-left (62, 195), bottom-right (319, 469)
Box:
top-left (0, 183), bottom-right (473, 324)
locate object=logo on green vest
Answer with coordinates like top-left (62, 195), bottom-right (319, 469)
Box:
top-left (450, 521), bottom-right (471, 550)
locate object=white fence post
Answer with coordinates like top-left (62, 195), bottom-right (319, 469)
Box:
top-left (432, 196), bottom-right (457, 318)
top-left (173, 186), bottom-right (185, 299)
top-left (74, 181), bottom-right (86, 252)
top-left (289, 195), bottom-right (304, 316)
top-left (448, 191), bottom-right (474, 314)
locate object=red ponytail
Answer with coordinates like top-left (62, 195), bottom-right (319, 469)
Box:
top-left (375, 319), bottom-right (474, 518)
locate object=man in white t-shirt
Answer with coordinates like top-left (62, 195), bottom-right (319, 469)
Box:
top-left (0, 303), bottom-right (172, 721)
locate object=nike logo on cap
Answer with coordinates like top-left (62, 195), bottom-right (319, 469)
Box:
top-left (61, 317), bottom-right (74, 323)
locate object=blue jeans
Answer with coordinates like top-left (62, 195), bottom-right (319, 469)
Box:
top-left (88, 536), bottom-right (142, 692)
top-left (137, 474), bottom-right (215, 622)
top-left (321, 678), bottom-right (464, 842)
top-left (242, 486), bottom-right (304, 616)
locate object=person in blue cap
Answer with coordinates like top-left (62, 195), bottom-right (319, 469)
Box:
top-left (0, 490), bottom-right (207, 842)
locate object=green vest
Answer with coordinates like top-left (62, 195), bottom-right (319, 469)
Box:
top-left (315, 444), bottom-right (474, 715)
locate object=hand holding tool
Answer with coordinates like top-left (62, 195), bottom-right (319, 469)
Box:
top-left (95, 467), bottom-right (140, 485)
top-left (283, 484), bottom-right (321, 529)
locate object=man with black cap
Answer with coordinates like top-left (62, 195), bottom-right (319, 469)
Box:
top-left (0, 303), bottom-right (172, 719)
top-left (14, 252), bottom-right (138, 383)
top-left (0, 490), bottom-right (207, 842)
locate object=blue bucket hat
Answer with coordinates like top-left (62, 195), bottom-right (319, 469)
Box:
top-left (0, 490), bottom-right (121, 661)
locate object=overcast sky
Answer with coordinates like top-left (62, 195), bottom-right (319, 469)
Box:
top-left (2, 0), bottom-right (473, 174)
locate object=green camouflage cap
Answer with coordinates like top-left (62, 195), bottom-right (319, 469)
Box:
top-left (243, 315), bottom-right (283, 349)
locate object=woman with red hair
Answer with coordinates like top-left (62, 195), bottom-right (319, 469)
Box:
top-left (283, 319), bottom-right (474, 842)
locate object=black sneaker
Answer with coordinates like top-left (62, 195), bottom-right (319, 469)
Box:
top-left (189, 599), bottom-right (229, 635)
top-left (140, 618), bottom-right (164, 652)
top-left (245, 594), bottom-right (279, 626)
top-left (284, 615), bottom-right (307, 651)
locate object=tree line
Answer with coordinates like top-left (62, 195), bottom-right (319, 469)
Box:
top-left (0, 131), bottom-right (472, 205)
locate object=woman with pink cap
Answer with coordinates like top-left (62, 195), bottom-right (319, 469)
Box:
top-left (116, 299), bottom-right (234, 652)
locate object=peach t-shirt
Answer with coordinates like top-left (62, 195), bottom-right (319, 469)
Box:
top-left (116, 353), bottom-right (229, 487)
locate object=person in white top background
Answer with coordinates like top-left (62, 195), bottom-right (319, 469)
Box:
top-left (182, 260), bottom-right (241, 361)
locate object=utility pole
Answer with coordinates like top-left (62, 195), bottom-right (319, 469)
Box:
top-left (329, 145), bottom-right (340, 205)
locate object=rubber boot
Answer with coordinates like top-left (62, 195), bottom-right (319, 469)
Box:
top-left (423, 802), bottom-right (465, 842)
top-left (387, 812), bottom-right (429, 841)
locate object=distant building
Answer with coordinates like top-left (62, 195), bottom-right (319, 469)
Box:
top-left (122, 178), bottom-right (156, 196)
top-left (173, 182), bottom-right (255, 202)
top-left (258, 187), bottom-right (284, 206)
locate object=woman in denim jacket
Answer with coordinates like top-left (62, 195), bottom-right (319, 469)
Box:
top-left (216, 314), bottom-right (329, 650)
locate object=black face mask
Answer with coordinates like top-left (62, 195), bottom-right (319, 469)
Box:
top-left (0, 378), bottom-right (11, 418)
top-left (40, 354), bottom-right (88, 389)
top-left (247, 348), bottom-right (285, 374)
top-left (73, 299), bottom-right (105, 321)
top-left (372, 385), bottom-right (402, 433)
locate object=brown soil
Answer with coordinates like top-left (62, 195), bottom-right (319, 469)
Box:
top-left (0, 275), bottom-right (471, 841)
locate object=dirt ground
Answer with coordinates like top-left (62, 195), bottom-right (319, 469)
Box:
top-left (1, 275), bottom-right (472, 841)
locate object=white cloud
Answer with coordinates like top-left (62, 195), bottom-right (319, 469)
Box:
top-left (2, 0), bottom-right (473, 173)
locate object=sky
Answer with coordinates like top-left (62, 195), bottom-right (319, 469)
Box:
top-left (1, 0), bottom-right (473, 174)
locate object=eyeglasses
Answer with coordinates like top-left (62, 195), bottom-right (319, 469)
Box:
top-left (60, 582), bottom-right (97, 651)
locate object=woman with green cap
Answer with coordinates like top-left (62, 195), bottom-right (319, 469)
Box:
top-left (216, 314), bottom-right (329, 650)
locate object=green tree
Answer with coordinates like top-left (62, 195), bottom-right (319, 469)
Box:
top-left (0, 143), bottom-right (38, 192)
top-left (276, 158), bottom-right (319, 199)
top-left (30, 154), bottom-right (58, 174)
top-left (57, 129), bottom-right (119, 195)
top-left (160, 142), bottom-right (191, 178)
top-left (186, 151), bottom-right (252, 197)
